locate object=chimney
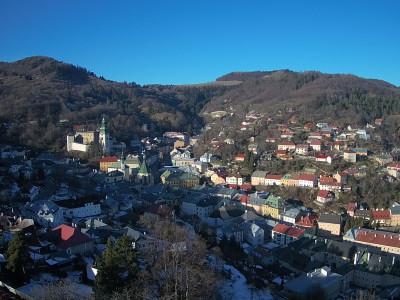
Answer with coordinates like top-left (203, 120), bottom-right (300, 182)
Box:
top-left (393, 256), bottom-right (396, 265)
top-left (367, 252), bottom-right (371, 261)
top-left (379, 257), bottom-right (382, 263)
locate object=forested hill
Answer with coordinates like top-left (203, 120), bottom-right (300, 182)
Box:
top-left (1, 56), bottom-right (400, 152)
top-left (0, 56), bottom-right (231, 151)
top-left (207, 70), bottom-right (400, 125)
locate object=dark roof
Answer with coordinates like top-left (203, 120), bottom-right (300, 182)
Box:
top-left (318, 214), bottom-right (341, 224)
top-left (326, 240), bottom-right (361, 259)
top-left (145, 204), bottom-right (173, 217)
top-left (52, 225), bottom-right (92, 249)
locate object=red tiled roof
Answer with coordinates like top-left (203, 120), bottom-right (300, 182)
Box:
top-left (310, 132), bottom-right (322, 136)
top-left (100, 156), bottom-right (119, 163)
top-left (347, 202), bottom-right (356, 212)
top-left (275, 150), bottom-right (287, 154)
top-left (52, 225), bottom-right (92, 249)
top-left (372, 210), bottom-right (391, 220)
top-left (273, 224), bottom-right (305, 238)
top-left (236, 154), bottom-right (246, 159)
top-left (278, 125), bottom-right (289, 131)
top-left (296, 216), bottom-right (317, 227)
top-left (289, 174), bottom-right (301, 180)
top-left (266, 174), bottom-right (283, 180)
top-left (317, 190), bottom-right (332, 198)
top-left (240, 195), bottom-right (250, 204)
top-left (299, 174), bottom-right (317, 181)
top-left (296, 144), bottom-right (309, 149)
top-left (216, 170), bottom-right (229, 178)
top-left (279, 142), bottom-right (295, 146)
top-left (388, 162), bottom-right (400, 169)
top-left (310, 140), bottom-right (321, 145)
top-left (356, 229), bottom-right (400, 248)
top-left (240, 184), bottom-right (252, 190)
top-left (319, 176), bottom-right (335, 182)
top-left (316, 154), bottom-right (328, 159)
top-left (334, 141), bottom-right (346, 146)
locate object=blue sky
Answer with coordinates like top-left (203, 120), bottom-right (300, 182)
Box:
top-left (0, 0), bottom-right (399, 86)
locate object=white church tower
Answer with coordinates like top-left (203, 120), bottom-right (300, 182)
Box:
top-left (66, 132), bottom-right (75, 152)
top-left (99, 117), bottom-right (111, 155)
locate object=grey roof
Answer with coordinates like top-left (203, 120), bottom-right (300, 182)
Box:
top-left (343, 226), bottom-right (360, 241)
top-left (217, 205), bottom-right (245, 220)
top-left (238, 210), bottom-right (264, 222)
top-left (357, 252), bottom-right (396, 274)
top-left (247, 196), bottom-right (267, 206)
top-left (208, 187), bottom-right (237, 198)
top-left (276, 245), bottom-right (323, 273)
top-left (182, 193), bottom-right (207, 204)
top-left (318, 214), bottom-right (341, 224)
top-left (391, 204), bottom-right (400, 215)
top-left (125, 227), bottom-right (144, 241)
top-left (23, 200), bottom-right (61, 215)
top-left (326, 239), bottom-right (364, 259)
top-left (197, 196), bottom-right (222, 208)
top-left (281, 208), bottom-right (301, 218)
top-left (252, 170), bottom-right (268, 178)
top-left (254, 219), bottom-right (279, 231)
top-left (143, 183), bottom-right (168, 195)
top-left (284, 267), bottom-right (342, 294)
top-left (354, 209), bottom-right (372, 218)
top-left (241, 221), bottom-right (263, 233)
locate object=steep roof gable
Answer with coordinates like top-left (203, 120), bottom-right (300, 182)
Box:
top-left (52, 224), bottom-right (92, 249)
top-left (272, 223), bottom-right (304, 238)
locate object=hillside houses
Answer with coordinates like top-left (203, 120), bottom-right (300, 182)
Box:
top-left (272, 224), bottom-right (305, 246)
top-left (344, 227), bottom-right (400, 255)
top-left (2, 107), bottom-right (400, 298)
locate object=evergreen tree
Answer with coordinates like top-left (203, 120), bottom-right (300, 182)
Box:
top-left (6, 231), bottom-right (28, 283)
top-left (94, 236), bottom-right (138, 299)
top-left (173, 199), bottom-right (181, 217)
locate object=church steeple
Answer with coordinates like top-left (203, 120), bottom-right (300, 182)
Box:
top-left (99, 116), bottom-right (110, 155)
top-left (137, 153), bottom-right (153, 186)
top-left (138, 154), bottom-right (149, 175)
top-left (100, 117), bottom-right (107, 135)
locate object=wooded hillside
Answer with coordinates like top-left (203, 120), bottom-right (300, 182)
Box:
top-left (1, 56), bottom-right (400, 152)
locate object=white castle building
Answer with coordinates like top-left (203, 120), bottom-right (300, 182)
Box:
top-left (67, 117), bottom-right (116, 155)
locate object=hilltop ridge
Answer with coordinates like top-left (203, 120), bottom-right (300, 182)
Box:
top-left (1, 56), bottom-right (400, 151)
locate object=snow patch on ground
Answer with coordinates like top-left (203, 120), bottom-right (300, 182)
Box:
top-left (219, 265), bottom-right (273, 300)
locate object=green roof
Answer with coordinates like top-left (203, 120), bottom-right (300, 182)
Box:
top-left (100, 117), bottom-right (107, 134)
top-left (138, 156), bottom-right (149, 175)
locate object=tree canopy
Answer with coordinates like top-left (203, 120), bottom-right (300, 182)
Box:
top-left (94, 235), bottom-right (138, 299)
